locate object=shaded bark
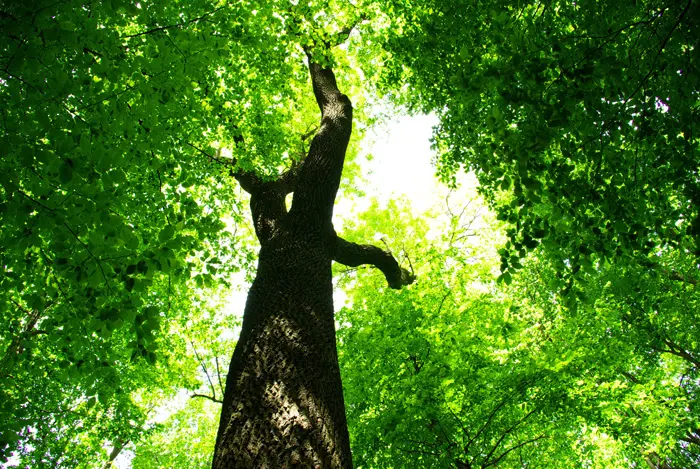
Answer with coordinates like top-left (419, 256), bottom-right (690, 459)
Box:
top-left (333, 237), bottom-right (415, 289)
top-left (212, 56), bottom-right (413, 468)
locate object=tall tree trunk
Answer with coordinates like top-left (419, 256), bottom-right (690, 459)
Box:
top-left (212, 54), bottom-right (413, 468)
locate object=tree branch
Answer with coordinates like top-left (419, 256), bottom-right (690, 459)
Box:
top-left (188, 133), bottom-right (288, 244)
top-left (482, 435), bottom-right (547, 468)
top-left (121, 6), bottom-right (226, 39)
top-left (663, 269), bottom-right (698, 286)
top-left (333, 236), bottom-right (415, 289)
top-left (464, 395), bottom-right (509, 455)
top-left (681, 428), bottom-right (700, 446)
top-left (446, 404), bottom-right (471, 441)
top-left (278, 159), bottom-right (303, 194)
top-left (190, 393), bottom-right (223, 404)
top-left (189, 338), bottom-right (217, 402)
top-left (215, 356), bottom-right (225, 397)
top-left (658, 337), bottom-right (700, 368)
top-left (307, 58), bottom-right (350, 117)
top-left (481, 406), bottom-right (540, 467)
top-left (183, 140), bottom-right (268, 196)
top-left (619, 369), bottom-right (640, 384)
top-left (102, 439), bottom-right (126, 469)
top-left (16, 188), bottom-right (56, 212)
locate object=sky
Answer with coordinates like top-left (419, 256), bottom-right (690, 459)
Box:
top-left (345, 113), bottom-right (441, 214)
top-left (336, 112), bottom-right (481, 228)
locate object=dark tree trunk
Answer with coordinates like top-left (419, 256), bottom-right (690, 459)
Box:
top-left (213, 223), bottom-right (351, 468)
top-left (212, 56), bottom-right (413, 468)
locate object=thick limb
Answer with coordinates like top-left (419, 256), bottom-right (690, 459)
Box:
top-left (248, 186), bottom-right (286, 244)
top-left (308, 60), bottom-right (348, 116)
top-left (333, 236), bottom-right (415, 289)
top-left (288, 58), bottom-right (352, 228)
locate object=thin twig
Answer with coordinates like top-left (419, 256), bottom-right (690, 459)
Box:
top-left (16, 189), bottom-right (56, 212)
top-left (481, 406), bottom-right (540, 466)
top-left (63, 223), bottom-right (113, 292)
top-left (483, 435), bottom-right (547, 468)
top-left (215, 356), bottom-right (225, 396)
top-left (121, 6), bottom-right (227, 39)
top-left (189, 338), bottom-right (217, 400)
top-left (184, 140), bottom-right (232, 165)
top-left (190, 393), bottom-right (223, 404)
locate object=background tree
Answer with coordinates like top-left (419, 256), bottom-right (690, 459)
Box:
top-left (0, 0), bottom-right (302, 464)
top-left (372, 0), bottom-right (699, 285)
top-left (337, 193), bottom-right (699, 468)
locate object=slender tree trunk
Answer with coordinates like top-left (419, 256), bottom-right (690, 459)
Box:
top-left (212, 53), bottom-right (413, 468)
top-left (102, 440), bottom-right (124, 469)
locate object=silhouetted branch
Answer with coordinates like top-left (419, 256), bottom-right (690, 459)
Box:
top-left (191, 393), bottom-right (223, 404)
top-left (189, 338), bottom-right (217, 401)
top-left (482, 435), bottom-right (547, 468)
top-left (333, 236), bottom-right (416, 289)
top-left (650, 337), bottom-right (700, 368)
top-left (122, 6), bottom-right (227, 38)
top-left (464, 395), bottom-right (508, 455)
top-left (215, 356), bottom-right (225, 397)
top-left (102, 439), bottom-right (126, 469)
top-left (481, 407), bottom-right (540, 467)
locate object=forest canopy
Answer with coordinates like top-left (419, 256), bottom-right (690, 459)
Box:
top-left (0, 0), bottom-right (698, 468)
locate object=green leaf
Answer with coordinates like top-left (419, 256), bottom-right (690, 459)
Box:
top-left (159, 225), bottom-right (175, 242)
top-left (498, 271), bottom-right (512, 285)
top-left (58, 163), bottom-right (73, 183)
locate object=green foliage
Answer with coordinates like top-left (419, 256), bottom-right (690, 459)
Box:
top-left (337, 197), bottom-right (569, 468)
top-left (2, 0), bottom-right (698, 467)
top-left (373, 0), bottom-right (700, 281)
top-left (0, 0), bottom-right (265, 463)
top-left (131, 397), bottom-right (220, 469)
top-left (0, 0), bottom-right (377, 463)
top-left (338, 195), bottom-right (700, 468)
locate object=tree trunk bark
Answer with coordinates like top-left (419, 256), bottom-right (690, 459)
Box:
top-left (213, 221), bottom-right (351, 468)
top-left (212, 52), bottom-right (354, 468)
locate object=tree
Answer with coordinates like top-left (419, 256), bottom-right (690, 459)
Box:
top-left (336, 193), bottom-right (699, 468)
top-left (212, 50), bottom-right (414, 467)
top-left (372, 0), bottom-right (699, 285)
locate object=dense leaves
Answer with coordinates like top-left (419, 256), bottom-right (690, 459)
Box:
top-left (0, 0), bottom-right (271, 464)
top-left (338, 195), bottom-right (699, 468)
top-left (1, 0), bottom-right (698, 467)
top-left (1, 0), bottom-right (370, 464)
top-left (373, 0), bottom-right (700, 284)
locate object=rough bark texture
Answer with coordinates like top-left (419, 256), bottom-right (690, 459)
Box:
top-left (212, 56), bottom-right (413, 468)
